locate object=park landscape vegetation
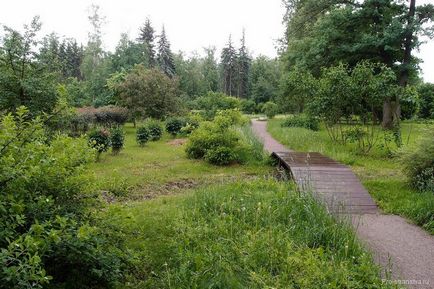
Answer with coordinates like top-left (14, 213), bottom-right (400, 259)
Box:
top-left (0, 0), bottom-right (434, 288)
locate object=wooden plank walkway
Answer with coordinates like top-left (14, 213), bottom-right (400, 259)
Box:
top-left (272, 152), bottom-right (378, 214)
top-left (251, 120), bottom-right (434, 286)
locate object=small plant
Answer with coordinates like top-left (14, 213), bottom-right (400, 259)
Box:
top-left (262, 101), bottom-right (279, 119)
top-left (146, 119), bottom-right (163, 141)
top-left (281, 114), bottom-right (320, 131)
top-left (136, 126), bottom-right (150, 146)
top-left (166, 117), bottom-right (186, 136)
top-left (110, 126), bottom-right (125, 154)
top-left (88, 129), bottom-right (111, 159)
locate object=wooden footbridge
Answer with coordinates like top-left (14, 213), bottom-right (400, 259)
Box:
top-left (272, 151), bottom-right (378, 214)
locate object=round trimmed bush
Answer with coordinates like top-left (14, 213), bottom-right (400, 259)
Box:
top-left (136, 126), bottom-right (150, 146)
top-left (166, 117), bottom-right (186, 136)
top-left (146, 120), bottom-right (163, 141)
top-left (110, 127), bottom-right (125, 154)
top-left (262, 101), bottom-right (279, 119)
top-left (88, 129), bottom-right (111, 154)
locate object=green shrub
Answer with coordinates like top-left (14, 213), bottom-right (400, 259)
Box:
top-left (165, 117), bottom-right (186, 136)
top-left (0, 107), bottom-right (123, 288)
top-left (281, 114), bottom-right (320, 131)
top-left (110, 126), bottom-right (125, 154)
top-left (262, 101), bottom-right (279, 119)
top-left (146, 119), bottom-right (163, 141)
top-left (88, 128), bottom-right (111, 157)
top-left (402, 130), bottom-right (434, 192)
top-left (193, 92), bottom-right (241, 119)
top-left (185, 111), bottom-right (255, 166)
top-left (136, 126), bottom-right (150, 146)
top-left (240, 99), bottom-right (256, 114)
top-left (204, 146), bottom-right (238, 165)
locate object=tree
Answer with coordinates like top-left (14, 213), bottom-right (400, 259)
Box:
top-left (418, 83), bottom-right (434, 119)
top-left (220, 35), bottom-right (238, 96)
top-left (111, 33), bottom-right (147, 71)
top-left (81, 4), bottom-right (105, 82)
top-left (237, 30), bottom-right (251, 98)
top-left (281, 0), bottom-right (434, 128)
top-left (279, 67), bottom-right (316, 113)
top-left (138, 18), bottom-right (156, 67)
top-left (0, 16), bottom-right (58, 113)
top-left (202, 47), bottom-right (220, 92)
top-left (157, 26), bottom-right (176, 77)
top-left (116, 65), bottom-right (179, 122)
top-left (249, 56), bottom-right (281, 104)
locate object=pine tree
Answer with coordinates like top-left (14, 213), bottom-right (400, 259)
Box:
top-left (220, 35), bottom-right (237, 96)
top-left (237, 30), bottom-right (251, 98)
top-left (138, 18), bottom-right (156, 67)
top-left (157, 26), bottom-right (176, 78)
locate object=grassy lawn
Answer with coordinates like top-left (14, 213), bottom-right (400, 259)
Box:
top-left (268, 119), bottom-right (434, 234)
top-left (89, 123), bottom-right (395, 288)
top-left (102, 179), bottom-right (391, 288)
top-left (89, 123), bottom-right (269, 200)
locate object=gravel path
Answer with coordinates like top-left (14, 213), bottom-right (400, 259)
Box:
top-left (251, 119), bottom-right (434, 289)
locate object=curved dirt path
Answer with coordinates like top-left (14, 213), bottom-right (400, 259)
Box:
top-left (252, 119), bottom-right (434, 289)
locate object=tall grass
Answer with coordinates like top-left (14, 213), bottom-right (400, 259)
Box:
top-left (237, 124), bottom-right (268, 164)
top-left (104, 179), bottom-right (390, 288)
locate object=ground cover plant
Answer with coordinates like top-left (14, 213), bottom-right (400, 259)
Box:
top-left (268, 119), bottom-right (434, 234)
top-left (102, 179), bottom-right (392, 288)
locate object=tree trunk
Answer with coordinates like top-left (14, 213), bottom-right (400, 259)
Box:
top-left (382, 0), bottom-right (415, 129)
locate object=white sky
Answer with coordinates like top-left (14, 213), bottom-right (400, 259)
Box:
top-left (1, 0), bottom-right (433, 83)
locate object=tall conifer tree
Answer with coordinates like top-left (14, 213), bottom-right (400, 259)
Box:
top-left (157, 26), bottom-right (176, 77)
top-left (220, 35), bottom-right (237, 96)
top-left (138, 18), bottom-right (156, 67)
top-left (237, 30), bottom-right (251, 98)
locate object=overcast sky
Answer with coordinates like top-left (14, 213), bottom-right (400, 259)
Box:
top-left (1, 0), bottom-right (433, 82)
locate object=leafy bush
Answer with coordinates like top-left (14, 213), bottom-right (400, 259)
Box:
top-left (204, 147), bottom-right (238, 165)
top-left (165, 117), bottom-right (186, 136)
top-left (110, 126), bottom-right (125, 154)
top-left (402, 130), bottom-right (434, 192)
top-left (281, 114), bottom-right (320, 131)
top-left (193, 92), bottom-right (241, 119)
top-left (262, 101), bottom-right (279, 119)
top-left (71, 106), bottom-right (128, 136)
top-left (94, 105), bottom-right (129, 127)
top-left (88, 129), bottom-right (111, 157)
top-left (180, 113), bottom-right (203, 136)
top-left (240, 99), bottom-right (256, 114)
top-left (146, 119), bottom-right (163, 141)
top-left (186, 110), bottom-right (255, 166)
top-left (0, 107), bottom-right (123, 288)
top-left (136, 126), bottom-right (150, 146)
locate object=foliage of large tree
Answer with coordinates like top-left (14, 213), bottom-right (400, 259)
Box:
top-left (249, 56), bottom-right (281, 104)
top-left (0, 17), bottom-right (58, 114)
top-left (281, 0), bottom-right (434, 128)
top-left (111, 33), bottom-right (148, 71)
top-left (116, 65), bottom-right (179, 121)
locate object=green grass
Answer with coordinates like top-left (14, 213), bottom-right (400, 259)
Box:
top-left (268, 119), bottom-right (434, 234)
top-left (89, 123), bottom-right (269, 199)
top-left (102, 179), bottom-right (392, 289)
